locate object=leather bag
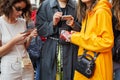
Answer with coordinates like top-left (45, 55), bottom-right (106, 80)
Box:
top-left (76, 50), bottom-right (99, 78)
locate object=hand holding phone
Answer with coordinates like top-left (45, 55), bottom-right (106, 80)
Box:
top-left (22, 28), bottom-right (34, 33)
top-left (61, 15), bottom-right (73, 21)
top-left (60, 30), bottom-right (71, 42)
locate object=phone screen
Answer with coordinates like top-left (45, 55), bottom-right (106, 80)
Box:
top-left (61, 15), bottom-right (72, 20)
top-left (22, 28), bottom-right (34, 33)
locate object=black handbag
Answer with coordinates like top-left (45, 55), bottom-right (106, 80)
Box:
top-left (76, 50), bottom-right (99, 78)
top-left (27, 36), bottom-right (42, 61)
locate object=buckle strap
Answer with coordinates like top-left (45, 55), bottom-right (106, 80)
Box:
top-left (49, 37), bottom-right (59, 41)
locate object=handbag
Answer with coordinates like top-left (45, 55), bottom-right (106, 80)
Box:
top-left (27, 36), bottom-right (42, 61)
top-left (76, 50), bottom-right (99, 78)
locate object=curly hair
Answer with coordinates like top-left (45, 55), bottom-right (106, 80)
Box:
top-left (112, 0), bottom-right (120, 30)
top-left (0, 0), bottom-right (31, 19)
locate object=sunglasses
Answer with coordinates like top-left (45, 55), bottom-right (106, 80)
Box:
top-left (13, 6), bottom-right (25, 12)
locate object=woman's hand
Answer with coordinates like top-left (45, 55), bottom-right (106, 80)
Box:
top-left (65, 16), bottom-right (74, 27)
top-left (53, 12), bottom-right (63, 26)
top-left (0, 33), bottom-right (29, 56)
top-left (60, 30), bottom-right (72, 42)
top-left (29, 28), bottom-right (38, 38)
top-left (61, 15), bottom-right (74, 28)
top-left (12, 33), bottom-right (29, 44)
top-left (24, 28), bottom-right (38, 48)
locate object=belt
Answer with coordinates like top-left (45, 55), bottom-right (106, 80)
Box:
top-left (49, 37), bottom-right (59, 41)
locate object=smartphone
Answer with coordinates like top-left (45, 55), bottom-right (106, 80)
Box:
top-left (61, 15), bottom-right (72, 20)
top-left (22, 28), bottom-right (34, 34)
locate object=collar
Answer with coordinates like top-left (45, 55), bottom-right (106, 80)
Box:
top-left (50, 0), bottom-right (75, 9)
top-left (50, 0), bottom-right (58, 8)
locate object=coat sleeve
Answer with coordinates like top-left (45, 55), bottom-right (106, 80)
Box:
top-left (72, 20), bottom-right (81, 32)
top-left (35, 3), bottom-right (54, 37)
top-left (71, 9), bottom-right (114, 52)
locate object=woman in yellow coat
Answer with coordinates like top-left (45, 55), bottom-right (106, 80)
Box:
top-left (61, 0), bottom-right (114, 80)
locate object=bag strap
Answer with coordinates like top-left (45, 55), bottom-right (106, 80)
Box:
top-left (83, 49), bottom-right (100, 61)
top-left (93, 52), bottom-right (100, 61)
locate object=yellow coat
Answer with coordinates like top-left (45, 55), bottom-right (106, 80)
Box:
top-left (71, 0), bottom-right (114, 80)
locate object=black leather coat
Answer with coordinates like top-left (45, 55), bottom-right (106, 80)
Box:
top-left (36, 0), bottom-right (80, 80)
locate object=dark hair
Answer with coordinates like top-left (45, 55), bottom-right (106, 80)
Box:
top-left (112, 0), bottom-right (120, 30)
top-left (77, 0), bottom-right (97, 22)
top-left (0, 0), bottom-right (31, 18)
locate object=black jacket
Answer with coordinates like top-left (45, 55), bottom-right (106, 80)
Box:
top-left (36, 0), bottom-right (80, 80)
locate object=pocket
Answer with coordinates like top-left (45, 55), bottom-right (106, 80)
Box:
top-left (1, 57), bottom-right (22, 73)
top-left (11, 61), bottom-right (21, 71)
